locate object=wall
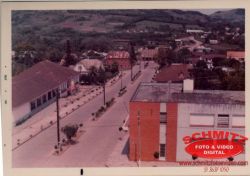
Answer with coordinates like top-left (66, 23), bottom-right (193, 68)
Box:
top-left (12, 102), bottom-right (30, 125)
top-left (129, 101), bottom-right (160, 161)
top-left (176, 103), bottom-right (245, 161)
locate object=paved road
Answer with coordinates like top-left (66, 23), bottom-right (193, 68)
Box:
top-left (13, 62), bottom-right (157, 167)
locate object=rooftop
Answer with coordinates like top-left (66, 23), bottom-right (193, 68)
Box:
top-left (227, 51), bottom-right (245, 59)
top-left (154, 64), bottom-right (192, 83)
top-left (12, 60), bottom-right (79, 107)
top-left (107, 51), bottom-right (130, 59)
top-left (131, 82), bottom-right (245, 105)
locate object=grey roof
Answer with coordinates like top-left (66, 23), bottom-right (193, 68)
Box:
top-left (131, 82), bottom-right (245, 105)
top-left (12, 60), bottom-right (79, 107)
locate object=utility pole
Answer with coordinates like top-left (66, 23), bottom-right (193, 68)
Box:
top-left (103, 71), bottom-right (106, 106)
top-left (56, 89), bottom-right (60, 148)
top-left (137, 110), bottom-right (141, 167)
top-left (129, 41), bottom-right (136, 81)
top-left (103, 83), bottom-right (106, 105)
top-left (120, 68), bottom-right (123, 90)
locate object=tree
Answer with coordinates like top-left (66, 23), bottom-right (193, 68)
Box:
top-left (129, 41), bottom-right (137, 81)
top-left (61, 124), bottom-right (79, 144)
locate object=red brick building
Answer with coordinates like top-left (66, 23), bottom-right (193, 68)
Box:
top-left (129, 81), bottom-right (245, 162)
top-left (106, 51), bottom-right (131, 70)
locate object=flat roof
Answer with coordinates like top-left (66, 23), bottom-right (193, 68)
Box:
top-left (131, 82), bottom-right (245, 105)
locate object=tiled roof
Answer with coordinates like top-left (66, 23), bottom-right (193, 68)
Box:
top-left (227, 51), bottom-right (245, 59)
top-left (106, 51), bottom-right (130, 59)
top-left (155, 64), bottom-right (192, 83)
top-left (12, 60), bottom-right (79, 107)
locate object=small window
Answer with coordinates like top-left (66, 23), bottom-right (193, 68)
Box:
top-left (37, 98), bottom-right (41, 107)
top-left (42, 95), bottom-right (47, 103)
top-left (159, 144), bottom-right (166, 157)
top-left (30, 101), bottom-right (36, 111)
top-left (52, 90), bottom-right (56, 97)
top-left (48, 91), bottom-right (52, 100)
top-left (160, 112), bottom-right (167, 123)
top-left (217, 114), bottom-right (229, 128)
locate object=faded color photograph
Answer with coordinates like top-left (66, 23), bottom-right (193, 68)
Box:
top-left (12, 9), bottom-right (245, 167)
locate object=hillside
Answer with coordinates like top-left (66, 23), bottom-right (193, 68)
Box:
top-left (12, 9), bottom-right (244, 76)
top-left (210, 9), bottom-right (245, 22)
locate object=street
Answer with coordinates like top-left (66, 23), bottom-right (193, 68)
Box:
top-left (13, 61), bottom-right (157, 167)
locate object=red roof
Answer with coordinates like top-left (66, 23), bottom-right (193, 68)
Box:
top-left (227, 51), bottom-right (245, 59)
top-left (12, 60), bottom-right (79, 107)
top-left (107, 51), bottom-right (130, 59)
top-left (155, 64), bottom-right (192, 83)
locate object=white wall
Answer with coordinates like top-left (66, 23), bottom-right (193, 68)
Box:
top-left (12, 102), bottom-right (30, 124)
top-left (176, 103), bottom-right (245, 161)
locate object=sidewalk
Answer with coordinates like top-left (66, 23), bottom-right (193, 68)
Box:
top-left (12, 72), bottom-right (127, 150)
top-left (106, 133), bottom-right (179, 167)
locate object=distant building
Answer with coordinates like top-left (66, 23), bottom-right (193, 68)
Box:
top-left (138, 47), bottom-right (158, 61)
top-left (227, 51), bottom-right (245, 61)
top-left (129, 81), bottom-right (245, 162)
top-left (12, 60), bottom-right (80, 126)
top-left (74, 59), bottom-right (104, 74)
top-left (80, 50), bottom-right (106, 60)
top-left (209, 39), bottom-right (219, 45)
top-left (106, 51), bottom-right (131, 70)
top-left (154, 64), bottom-right (192, 83)
top-left (186, 29), bottom-right (204, 33)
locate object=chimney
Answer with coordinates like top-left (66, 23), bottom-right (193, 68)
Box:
top-left (183, 79), bottom-right (194, 93)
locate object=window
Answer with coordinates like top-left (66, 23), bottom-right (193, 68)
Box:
top-left (52, 90), bottom-right (56, 97)
top-left (232, 116), bottom-right (245, 128)
top-left (217, 114), bottom-right (229, 128)
top-left (48, 91), bottom-right (52, 100)
top-left (37, 98), bottom-right (41, 107)
top-left (30, 101), bottom-right (36, 111)
top-left (160, 112), bottom-right (167, 123)
top-left (159, 144), bottom-right (166, 157)
top-left (42, 95), bottom-right (47, 104)
top-left (190, 114), bottom-right (214, 127)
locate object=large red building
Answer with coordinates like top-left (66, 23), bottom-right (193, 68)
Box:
top-left (129, 81), bottom-right (245, 162)
top-left (106, 51), bottom-right (131, 70)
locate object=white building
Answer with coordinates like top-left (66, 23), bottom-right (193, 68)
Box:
top-left (12, 60), bottom-right (80, 126)
top-left (73, 59), bottom-right (104, 74)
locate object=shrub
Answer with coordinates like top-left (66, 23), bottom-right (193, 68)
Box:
top-left (61, 124), bottom-right (79, 142)
top-left (154, 152), bottom-right (159, 159)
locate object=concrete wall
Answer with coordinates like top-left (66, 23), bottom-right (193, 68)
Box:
top-left (176, 103), bottom-right (245, 161)
top-left (12, 102), bottom-right (30, 125)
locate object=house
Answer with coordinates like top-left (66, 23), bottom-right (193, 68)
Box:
top-left (129, 80), bottom-right (245, 162)
top-left (209, 39), bottom-right (219, 45)
top-left (186, 29), bottom-right (204, 34)
top-left (154, 64), bottom-right (192, 83)
top-left (106, 51), bottom-right (131, 70)
top-left (73, 59), bottom-right (104, 74)
top-left (227, 51), bottom-right (245, 60)
top-left (12, 60), bottom-right (80, 126)
top-left (138, 47), bottom-right (158, 61)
